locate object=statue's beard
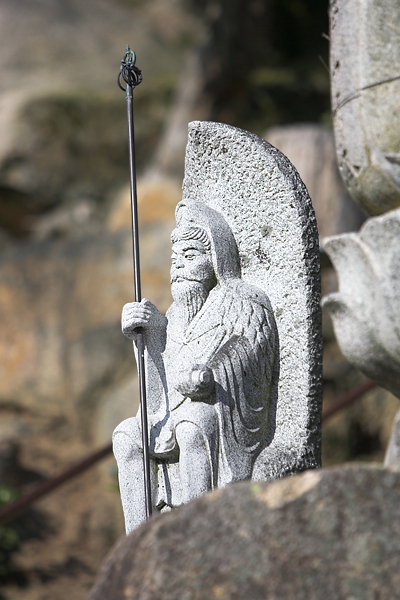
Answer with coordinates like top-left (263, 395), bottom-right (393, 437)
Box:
top-left (171, 279), bottom-right (209, 326)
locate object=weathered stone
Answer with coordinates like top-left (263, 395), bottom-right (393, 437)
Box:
top-left (87, 464), bottom-right (400, 600)
top-left (183, 122), bottom-right (322, 481)
top-left (323, 208), bottom-right (400, 400)
top-left (265, 124), bottom-right (366, 238)
top-left (385, 408), bottom-right (400, 469)
top-left (115, 200), bottom-right (280, 531)
top-left (113, 121), bottom-right (322, 532)
top-left (330, 0), bottom-right (400, 215)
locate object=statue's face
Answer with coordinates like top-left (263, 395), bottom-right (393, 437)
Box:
top-left (170, 239), bottom-right (216, 292)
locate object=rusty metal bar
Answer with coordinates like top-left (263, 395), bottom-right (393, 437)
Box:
top-left (322, 380), bottom-right (377, 423)
top-left (0, 443), bottom-right (112, 526)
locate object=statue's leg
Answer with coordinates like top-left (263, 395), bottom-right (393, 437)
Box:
top-left (112, 417), bottom-right (157, 533)
top-left (175, 419), bottom-right (216, 504)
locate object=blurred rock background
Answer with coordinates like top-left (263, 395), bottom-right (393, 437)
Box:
top-left (0, 1), bottom-right (398, 598)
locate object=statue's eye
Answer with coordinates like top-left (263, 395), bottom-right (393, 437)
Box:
top-left (185, 252), bottom-right (197, 260)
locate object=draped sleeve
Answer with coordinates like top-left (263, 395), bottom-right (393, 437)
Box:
top-left (208, 280), bottom-right (278, 481)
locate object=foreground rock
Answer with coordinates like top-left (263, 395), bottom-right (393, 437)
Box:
top-left (88, 464), bottom-right (400, 600)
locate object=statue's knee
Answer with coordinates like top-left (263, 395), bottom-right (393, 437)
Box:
top-left (175, 421), bottom-right (206, 453)
top-left (112, 417), bottom-right (142, 463)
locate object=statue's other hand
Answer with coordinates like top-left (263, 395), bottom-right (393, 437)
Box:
top-left (175, 365), bottom-right (215, 401)
top-left (121, 299), bottom-right (166, 340)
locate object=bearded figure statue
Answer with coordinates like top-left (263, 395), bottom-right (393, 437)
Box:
top-left (113, 199), bottom-right (279, 532)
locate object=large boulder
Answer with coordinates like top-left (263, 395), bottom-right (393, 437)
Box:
top-left (88, 464), bottom-right (400, 600)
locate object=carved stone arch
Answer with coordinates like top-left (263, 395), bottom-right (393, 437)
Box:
top-left (182, 121), bottom-right (322, 479)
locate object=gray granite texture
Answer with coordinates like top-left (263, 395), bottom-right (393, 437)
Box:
top-left (113, 121), bottom-right (322, 532)
top-left (323, 207), bottom-right (400, 400)
top-left (330, 0), bottom-right (400, 216)
top-left (87, 464), bottom-right (400, 600)
top-left (182, 122), bottom-right (322, 479)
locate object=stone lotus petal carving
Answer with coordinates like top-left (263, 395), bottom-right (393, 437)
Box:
top-left (323, 208), bottom-right (400, 399)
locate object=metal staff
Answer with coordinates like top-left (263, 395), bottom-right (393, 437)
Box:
top-left (118, 46), bottom-right (152, 519)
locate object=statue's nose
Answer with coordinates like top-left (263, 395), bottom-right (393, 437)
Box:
top-left (175, 255), bottom-right (184, 268)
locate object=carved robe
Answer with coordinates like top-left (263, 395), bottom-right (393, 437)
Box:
top-left (146, 277), bottom-right (278, 507)
top-left (114, 199), bottom-right (279, 515)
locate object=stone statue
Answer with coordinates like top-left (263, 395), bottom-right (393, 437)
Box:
top-left (114, 199), bottom-right (278, 532)
top-left (113, 121), bottom-right (322, 533)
